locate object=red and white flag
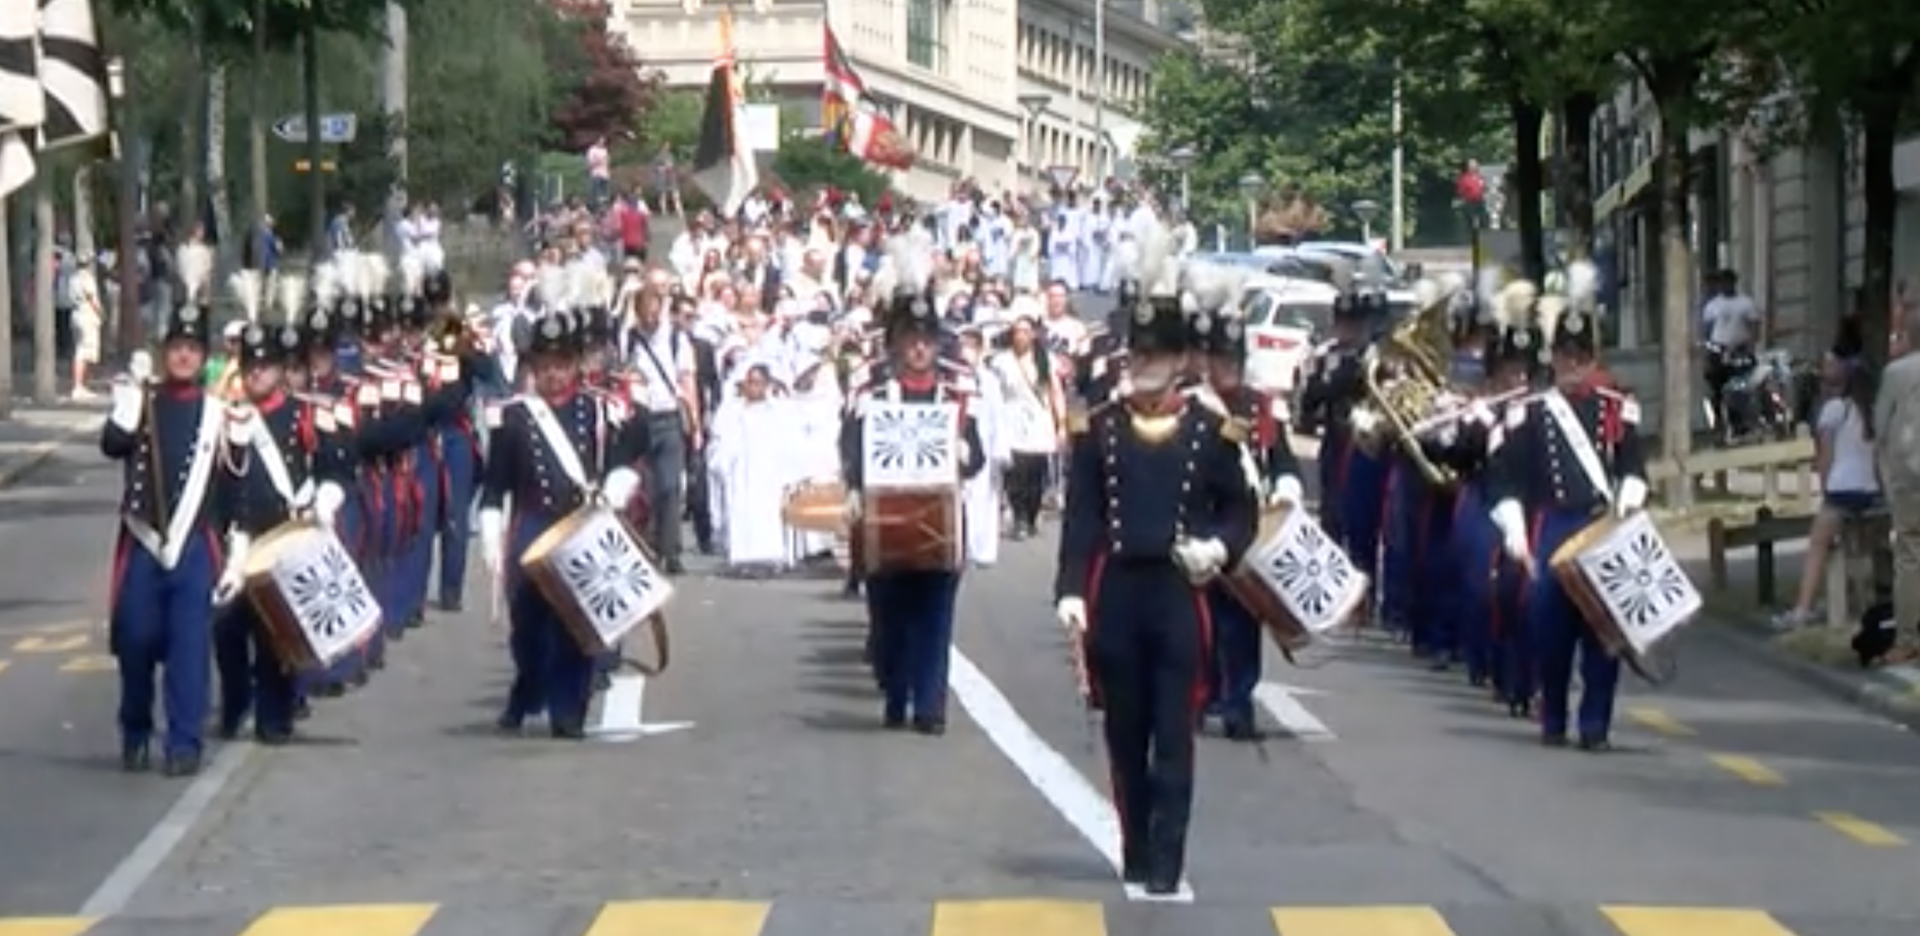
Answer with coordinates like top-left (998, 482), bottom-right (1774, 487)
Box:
top-left (822, 25), bottom-right (913, 170)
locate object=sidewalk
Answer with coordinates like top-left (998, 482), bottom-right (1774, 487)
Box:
top-left (1670, 528), bottom-right (1920, 730)
top-left (0, 402), bottom-right (106, 489)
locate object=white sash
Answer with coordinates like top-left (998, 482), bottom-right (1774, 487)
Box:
top-left (248, 412), bottom-right (314, 512)
top-left (1542, 389), bottom-right (1615, 509)
top-left (522, 396), bottom-right (595, 492)
top-left (124, 393), bottom-right (226, 569)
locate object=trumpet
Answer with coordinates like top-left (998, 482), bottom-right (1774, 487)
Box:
top-left (427, 310), bottom-right (491, 356)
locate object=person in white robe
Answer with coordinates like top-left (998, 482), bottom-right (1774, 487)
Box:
top-left (783, 325), bottom-right (845, 563)
top-left (957, 328), bottom-right (1010, 566)
top-left (988, 310), bottom-right (1065, 539)
top-left (709, 363), bottom-right (802, 575)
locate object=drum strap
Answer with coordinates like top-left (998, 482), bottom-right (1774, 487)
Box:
top-left (1542, 391), bottom-right (1614, 508)
top-left (523, 397), bottom-right (593, 493)
top-left (248, 417), bottom-right (313, 514)
top-left (124, 394), bottom-right (225, 570)
top-left (620, 612), bottom-right (671, 676)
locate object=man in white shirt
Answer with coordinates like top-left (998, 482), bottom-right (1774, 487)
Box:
top-left (627, 289), bottom-right (701, 574)
top-left (1701, 268), bottom-right (1762, 437)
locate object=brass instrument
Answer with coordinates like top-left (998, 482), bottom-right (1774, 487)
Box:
top-left (427, 310), bottom-right (485, 357)
top-left (1355, 289), bottom-right (1459, 486)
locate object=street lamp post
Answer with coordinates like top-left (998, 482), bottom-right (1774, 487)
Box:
top-left (1168, 145), bottom-right (1196, 217)
top-left (1238, 171), bottom-right (1266, 250)
top-left (1352, 198), bottom-right (1381, 244)
top-left (1018, 93), bottom-right (1051, 190)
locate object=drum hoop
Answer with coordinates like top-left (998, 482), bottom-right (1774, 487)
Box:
top-left (1548, 512), bottom-right (1619, 567)
top-left (242, 518), bottom-right (327, 577)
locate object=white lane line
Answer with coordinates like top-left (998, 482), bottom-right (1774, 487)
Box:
top-left (80, 742), bottom-right (253, 917)
top-left (1253, 682), bottom-right (1336, 741)
top-left (946, 648), bottom-right (1196, 903)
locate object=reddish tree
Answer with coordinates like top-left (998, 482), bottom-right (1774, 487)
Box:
top-left (547, 0), bottom-right (660, 153)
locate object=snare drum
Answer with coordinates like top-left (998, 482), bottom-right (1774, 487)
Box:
top-left (1224, 501), bottom-right (1369, 651)
top-left (1549, 511), bottom-right (1701, 659)
top-left (860, 485), bottom-right (963, 574)
top-left (242, 520), bottom-right (383, 672)
top-left (783, 477), bottom-right (848, 535)
top-left (521, 505), bottom-right (676, 655)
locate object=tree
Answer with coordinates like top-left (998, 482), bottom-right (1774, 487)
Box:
top-left (546, 0), bottom-right (661, 153)
top-left (770, 133), bottom-right (892, 207)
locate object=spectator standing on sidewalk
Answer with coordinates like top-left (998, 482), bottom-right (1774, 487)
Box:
top-left (1775, 351), bottom-right (1882, 628)
top-left (1874, 305), bottom-right (1920, 635)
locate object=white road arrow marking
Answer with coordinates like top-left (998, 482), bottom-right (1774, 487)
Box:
top-left (589, 673), bottom-right (693, 743)
top-left (1254, 681), bottom-right (1336, 741)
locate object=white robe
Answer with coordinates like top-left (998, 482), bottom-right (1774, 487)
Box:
top-left (786, 359), bottom-right (845, 558)
top-left (966, 364), bottom-right (1010, 566)
top-left (710, 397), bottom-right (801, 566)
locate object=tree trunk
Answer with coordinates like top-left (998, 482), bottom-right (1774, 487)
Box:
top-left (206, 65), bottom-right (231, 273)
top-left (1511, 98), bottom-right (1547, 281)
top-left (248, 0), bottom-right (269, 233)
top-left (1561, 90), bottom-right (1598, 260)
top-left (178, 17), bottom-right (204, 236)
top-left (31, 181), bottom-right (54, 402)
top-left (1859, 96), bottom-right (1900, 370)
top-left (1653, 77), bottom-right (1699, 506)
top-left (303, 14), bottom-right (327, 257)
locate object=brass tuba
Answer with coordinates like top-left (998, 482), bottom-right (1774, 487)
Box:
top-left (1356, 285), bottom-right (1459, 486)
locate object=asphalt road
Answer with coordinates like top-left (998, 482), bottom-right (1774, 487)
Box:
top-left (8, 439), bottom-right (1920, 934)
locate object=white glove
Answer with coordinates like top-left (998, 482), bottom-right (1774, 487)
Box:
top-left (1490, 499), bottom-right (1533, 568)
top-left (1351, 407), bottom-right (1381, 436)
top-left (128, 350), bottom-right (153, 383)
top-left (602, 467), bottom-right (641, 509)
top-left (957, 440), bottom-right (972, 467)
top-left (312, 481), bottom-right (346, 530)
top-left (1056, 597), bottom-right (1088, 636)
top-left (1172, 536), bottom-right (1229, 582)
top-left (109, 380), bottom-right (142, 432)
top-left (212, 531), bottom-right (251, 606)
top-left (843, 490), bottom-right (864, 524)
top-left (223, 404), bottom-right (259, 445)
top-left (1268, 474), bottom-right (1304, 507)
top-left (1615, 476), bottom-right (1648, 518)
top-left (1239, 446), bottom-right (1264, 493)
top-left (478, 507), bottom-right (506, 574)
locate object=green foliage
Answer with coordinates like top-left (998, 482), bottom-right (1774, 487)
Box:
top-left (545, 0), bottom-right (662, 153)
top-left (638, 90), bottom-right (705, 158)
top-left (771, 133), bottom-right (891, 207)
top-left (408, 0), bottom-right (575, 203)
top-left (105, 0), bottom-right (399, 53)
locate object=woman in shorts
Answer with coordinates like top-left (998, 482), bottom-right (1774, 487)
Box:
top-left (1776, 351), bottom-right (1882, 628)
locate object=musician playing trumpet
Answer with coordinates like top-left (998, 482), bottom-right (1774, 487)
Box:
top-left (101, 297), bottom-right (241, 777)
top-left (1054, 275), bottom-right (1257, 896)
top-left (213, 323), bottom-right (352, 744)
top-left (1482, 264), bottom-right (1648, 752)
top-left (478, 312), bottom-right (650, 739)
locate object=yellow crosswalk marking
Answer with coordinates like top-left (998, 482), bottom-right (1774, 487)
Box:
top-left (58, 655), bottom-right (114, 673)
top-left (236, 904), bottom-right (439, 936)
top-left (1271, 906), bottom-right (1457, 936)
top-left (0, 659), bottom-right (11, 676)
top-left (932, 900), bottom-right (1105, 936)
top-left (1814, 812), bottom-right (1908, 846)
top-left (1626, 707), bottom-right (1693, 736)
top-left (584, 900), bottom-right (771, 936)
top-left (10, 635), bottom-right (89, 654)
top-left (1707, 754), bottom-right (1785, 786)
top-left (1602, 906), bottom-right (1800, 936)
top-left (0, 919), bottom-right (98, 936)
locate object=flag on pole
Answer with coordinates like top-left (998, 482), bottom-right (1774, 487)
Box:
top-left (822, 25), bottom-right (913, 170)
top-left (36, 0), bottom-right (109, 152)
top-left (689, 6), bottom-right (758, 218)
top-left (0, 3), bottom-right (44, 198)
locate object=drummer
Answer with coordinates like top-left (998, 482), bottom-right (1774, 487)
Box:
top-left (1189, 302), bottom-right (1303, 741)
top-left (1482, 266), bottom-right (1648, 752)
top-left (839, 285), bottom-right (986, 735)
top-left (214, 322), bottom-right (352, 744)
top-left (478, 312), bottom-right (651, 739)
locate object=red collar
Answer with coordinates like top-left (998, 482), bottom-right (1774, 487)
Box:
top-left (161, 379), bottom-right (200, 401)
top-left (254, 390), bottom-right (289, 413)
top-left (897, 371), bottom-right (936, 393)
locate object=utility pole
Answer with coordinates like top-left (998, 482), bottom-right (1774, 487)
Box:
top-left (380, 0), bottom-right (408, 257)
top-left (1092, 0), bottom-right (1106, 185)
top-left (1389, 67), bottom-right (1405, 252)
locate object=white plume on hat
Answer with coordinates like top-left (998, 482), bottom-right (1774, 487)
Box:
top-left (1137, 219), bottom-right (1179, 299)
top-left (358, 252), bottom-right (391, 299)
top-left (1495, 279), bottom-right (1539, 333)
top-left (228, 270), bottom-right (263, 323)
top-left (1181, 258), bottom-right (1248, 314)
top-left (276, 272), bottom-right (307, 325)
top-left (1565, 259), bottom-right (1600, 316)
top-left (311, 262), bottom-right (342, 313)
top-left (399, 253), bottom-right (426, 297)
top-left (536, 263), bottom-right (569, 311)
top-left (176, 243), bottom-right (213, 304)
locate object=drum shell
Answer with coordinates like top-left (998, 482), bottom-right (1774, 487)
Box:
top-left (241, 521), bottom-right (372, 673)
top-left (783, 479), bottom-right (848, 536)
top-left (1549, 515), bottom-right (1636, 659)
top-left (521, 506), bottom-right (667, 656)
top-left (860, 485), bottom-right (962, 574)
top-left (1223, 502), bottom-right (1315, 652)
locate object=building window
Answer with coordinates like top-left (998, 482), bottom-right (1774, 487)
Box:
top-left (907, 0), bottom-right (950, 73)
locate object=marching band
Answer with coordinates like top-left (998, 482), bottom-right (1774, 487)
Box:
top-left (90, 194), bottom-right (1699, 901)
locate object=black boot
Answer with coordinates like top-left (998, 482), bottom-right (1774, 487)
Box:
top-left (163, 750), bottom-right (202, 777)
top-left (120, 741), bottom-right (151, 773)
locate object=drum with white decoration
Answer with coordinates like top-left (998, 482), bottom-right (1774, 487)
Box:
top-left (859, 400), bottom-right (963, 573)
top-left (1549, 511), bottom-right (1701, 660)
top-left (1224, 501), bottom-right (1369, 651)
top-left (520, 504), bottom-right (675, 655)
top-left (242, 520), bottom-right (382, 672)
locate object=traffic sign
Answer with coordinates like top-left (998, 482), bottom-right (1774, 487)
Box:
top-left (273, 112), bottom-right (357, 144)
top-left (1047, 165), bottom-right (1079, 191)
top-left (293, 159), bottom-right (338, 173)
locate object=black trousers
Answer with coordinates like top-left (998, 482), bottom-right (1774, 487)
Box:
top-left (1088, 559), bottom-right (1204, 881)
top-left (1005, 452), bottom-right (1049, 528)
top-left (684, 438), bottom-right (713, 551)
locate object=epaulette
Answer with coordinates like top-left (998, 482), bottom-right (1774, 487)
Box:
top-left (483, 393), bottom-right (529, 430)
top-left (1596, 386), bottom-right (1642, 424)
top-left (1069, 399), bottom-right (1116, 435)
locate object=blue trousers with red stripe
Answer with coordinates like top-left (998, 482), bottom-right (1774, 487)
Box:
top-left (111, 531), bottom-right (217, 757)
top-left (1528, 507), bottom-right (1621, 739)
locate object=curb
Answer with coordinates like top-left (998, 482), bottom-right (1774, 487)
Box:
top-left (0, 417), bottom-right (102, 490)
top-left (1700, 617), bottom-right (1920, 733)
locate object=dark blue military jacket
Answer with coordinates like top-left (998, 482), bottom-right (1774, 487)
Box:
top-left (100, 380), bottom-right (235, 558)
top-left (480, 389), bottom-right (652, 518)
top-left (226, 393), bottom-right (356, 536)
top-left (837, 370), bottom-right (987, 491)
top-left (1486, 385), bottom-right (1647, 515)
